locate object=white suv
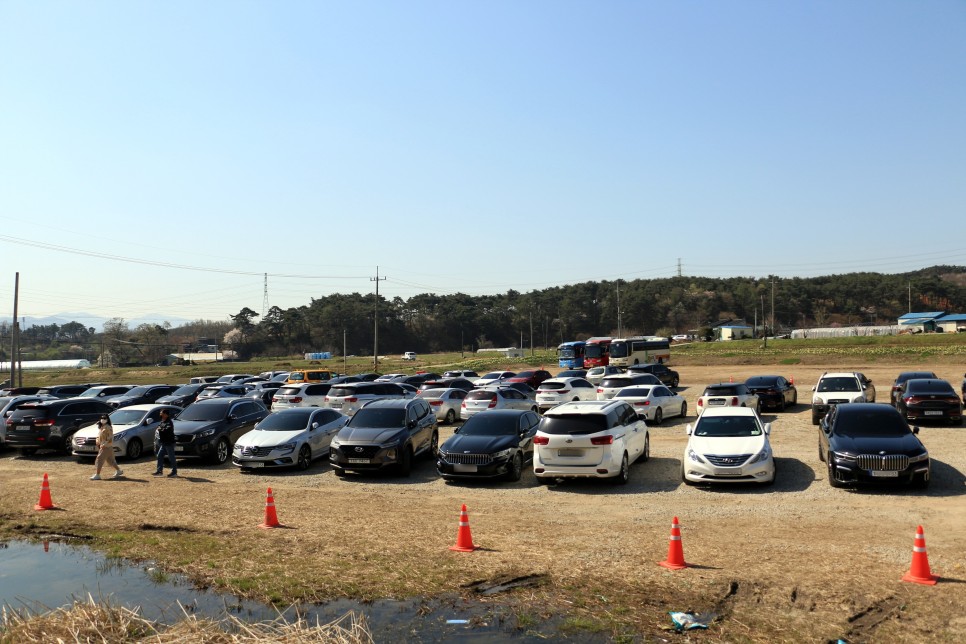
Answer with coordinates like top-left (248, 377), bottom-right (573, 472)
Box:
top-left (325, 382), bottom-right (411, 416)
top-left (811, 372), bottom-right (868, 425)
top-left (533, 400), bottom-right (650, 485)
top-left (272, 383), bottom-right (332, 409)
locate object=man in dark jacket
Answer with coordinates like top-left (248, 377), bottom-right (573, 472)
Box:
top-left (154, 408), bottom-right (178, 477)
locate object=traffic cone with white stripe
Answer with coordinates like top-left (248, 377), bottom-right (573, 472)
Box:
top-left (658, 516), bottom-right (689, 570)
top-left (902, 525), bottom-right (938, 585)
top-left (258, 487), bottom-right (283, 529)
top-left (449, 504), bottom-right (477, 552)
top-left (34, 473), bottom-right (57, 511)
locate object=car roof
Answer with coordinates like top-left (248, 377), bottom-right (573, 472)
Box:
top-left (114, 403), bottom-right (180, 412)
top-left (360, 399), bottom-right (415, 409)
top-left (543, 400), bottom-right (623, 415)
top-left (697, 407), bottom-right (758, 418)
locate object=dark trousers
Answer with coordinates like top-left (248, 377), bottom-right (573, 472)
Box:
top-left (156, 442), bottom-right (177, 473)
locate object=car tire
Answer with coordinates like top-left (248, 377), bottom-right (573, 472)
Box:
top-left (755, 400), bottom-right (762, 415)
top-left (779, 397), bottom-right (786, 412)
top-left (530, 406), bottom-right (538, 414)
top-left (913, 472), bottom-right (930, 490)
top-left (811, 411), bottom-right (821, 426)
top-left (398, 445), bottom-right (413, 477)
top-left (640, 433), bottom-right (650, 463)
top-left (125, 438), bottom-right (143, 460)
top-left (444, 409), bottom-right (455, 425)
top-left (62, 431), bottom-right (78, 455)
top-left (536, 475), bottom-right (554, 486)
top-left (506, 452), bottom-right (523, 482)
top-left (818, 441), bottom-right (825, 463)
top-left (679, 401), bottom-right (688, 418)
top-left (297, 445), bottom-right (311, 471)
top-left (653, 408), bottom-right (663, 425)
top-left (792, 391), bottom-right (798, 406)
top-left (671, 377), bottom-right (679, 388)
top-left (612, 452), bottom-right (629, 485)
top-left (427, 431), bottom-right (439, 458)
top-left (211, 437), bottom-right (230, 465)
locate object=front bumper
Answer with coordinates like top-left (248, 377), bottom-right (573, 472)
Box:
top-left (683, 456), bottom-right (775, 484)
top-left (173, 434), bottom-right (219, 458)
top-left (330, 443), bottom-right (400, 472)
top-left (437, 454), bottom-right (514, 479)
top-left (829, 455), bottom-right (930, 486)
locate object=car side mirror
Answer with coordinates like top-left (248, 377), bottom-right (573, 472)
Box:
top-left (811, 386), bottom-right (816, 392)
top-left (763, 423), bottom-right (771, 435)
top-left (311, 422), bottom-right (319, 430)
top-left (912, 426), bottom-right (919, 435)
top-left (453, 425), bottom-right (460, 433)
top-left (685, 423), bottom-right (693, 436)
top-left (227, 414), bottom-right (236, 421)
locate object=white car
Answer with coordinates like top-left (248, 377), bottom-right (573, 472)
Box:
top-left (271, 383), bottom-right (332, 409)
top-left (682, 407), bottom-right (775, 485)
top-left (375, 373), bottom-right (408, 382)
top-left (596, 374), bottom-right (661, 400)
top-left (324, 382), bottom-right (410, 416)
top-left (535, 377), bottom-right (598, 412)
top-left (402, 352), bottom-right (417, 361)
top-left (72, 404), bottom-right (181, 460)
top-left (585, 366), bottom-right (623, 386)
top-left (473, 371), bottom-right (516, 387)
top-left (613, 385), bottom-right (687, 424)
top-left (533, 399), bottom-right (649, 484)
top-left (811, 371), bottom-right (870, 425)
top-left (696, 383), bottom-right (760, 416)
top-left (232, 407), bottom-right (347, 470)
top-left (417, 387), bottom-right (467, 424)
top-left (462, 387), bottom-right (537, 418)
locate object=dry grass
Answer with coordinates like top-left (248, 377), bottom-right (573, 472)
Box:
top-left (0, 596), bottom-right (371, 643)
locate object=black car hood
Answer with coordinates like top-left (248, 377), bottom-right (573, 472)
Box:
top-left (338, 425), bottom-right (407, 444)
top-left (173, 419), bottom-right (225, 435)
top-left (441, 433), bottom-right (518, 454)
top-left (831, 432), bottom-right (924, 455)
top-left (156, 395), bottom-right (187, 404)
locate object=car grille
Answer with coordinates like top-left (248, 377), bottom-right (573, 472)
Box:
top-left (76, 436), bottom-right (97, 446)
top-left (440, 451), bottom-right (493, 465)
top-left (856, 454), bottom-right (909, 471)
top-left (704, 454), bottom-right (752, 467)
top-left (240, 446), bottom-right (273, 457)
top-left (339, 445), bottom-right (381, 458)
top-left (827, 399), bottom-right (849, 405)
top-left (175, 434), bottom-right (195, 444)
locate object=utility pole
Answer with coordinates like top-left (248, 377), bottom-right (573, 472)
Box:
top-left (343, 328), bottom-right (347, 375)
top-left (677, 258), bottom-right (682, 277)
top-left (616, 281), bottom-right (623, 338)
top-left (262, 273), bottom-right (269, 318)
top-left (908, 281), bottom-right (912, 313)
top-left (371, 267), bottom-right (386, 372)
top-left (771, 278), bottom-right (776, 337)
top-left (10, 272), bottom-right (19, 388)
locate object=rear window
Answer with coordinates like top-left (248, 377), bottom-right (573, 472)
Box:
top-left (419, 389), bottom-right (447, 398)
top-left (746, 377), bottom-right (778, 387)
top-left (328, 387), bottom-right (356, 397)
top-left (703, 385), bottom-right (739, 396)
top-left (539, 382), bottom-right (567, 391)
top-left (277, 387), bottom-right (301, 396)
top-left (540, 414), bottom-right (609, 435)
top-left (466, 391), bottom-right (496, 401)
top-left (600, 377), bottom-right (632, 388)
top-left (616, 387), bottom-right (652, 398)
top-left (905, 380), bottom-right (955, 395)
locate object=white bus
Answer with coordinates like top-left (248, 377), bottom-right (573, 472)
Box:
top-left (608, 336), bottom-right (671, 367)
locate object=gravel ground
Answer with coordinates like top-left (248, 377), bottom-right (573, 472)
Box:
top-left (1, 363), bottom-right (965, 641)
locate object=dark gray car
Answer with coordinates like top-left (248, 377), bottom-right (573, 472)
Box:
top-left (172, 398), bottom-right (269, 464)
top-left (329, 398), bottom-right (438, 476)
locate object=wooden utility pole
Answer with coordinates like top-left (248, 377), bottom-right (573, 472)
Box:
top-left (10, 273), bottom-right (19, 388)
top-left (371, 267), bottom-right (386, 372)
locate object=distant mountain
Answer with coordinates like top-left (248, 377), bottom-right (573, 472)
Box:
top-left (0, 312), bottom-right (194, 331)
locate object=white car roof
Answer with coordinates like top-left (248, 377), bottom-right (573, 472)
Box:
top-left (696, 406), bottom-right (758, 418)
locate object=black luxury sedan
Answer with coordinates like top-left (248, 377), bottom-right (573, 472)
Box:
top-left (890, 371), bottom-right (938, 407)
top-left (329, 398), bottom-right (438, 476)
top-left (895, 378), bottom-right (962, 425)
top-left (745, 375), bottom-right (798, 412)
top-left (818, 403), bottom-right (930, 489)
top-left (436, 409), bottom-right (541, 482)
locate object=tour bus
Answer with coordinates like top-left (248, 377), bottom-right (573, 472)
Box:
top-left (583, 337), bottom-right (613, 368)
top-left (608, 336), bottom-right (671, 367)
top-left (557, 340), bottom-right (586, 369)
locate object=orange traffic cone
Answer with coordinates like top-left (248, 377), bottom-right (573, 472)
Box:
top-left (658, 516), bottom-right (689, 570)
top-left (257, 487), bottom-right (283, 529)
top-left (902, 525), bottom-right (938, 585)
top-left (449, 504), bottom-right (477, 552)
top-left (789, 375), bottom-right (794, 385)
top-left (729, 375), bottom-right (734, 383)
top-left (34, 473), bottom-right (56, 511)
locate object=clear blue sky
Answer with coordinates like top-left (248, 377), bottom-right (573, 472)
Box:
top-left (1, 1), bottom-right (964, 325)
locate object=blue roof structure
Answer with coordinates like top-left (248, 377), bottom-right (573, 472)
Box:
top-left (899, 312), bottom-right (945, 320)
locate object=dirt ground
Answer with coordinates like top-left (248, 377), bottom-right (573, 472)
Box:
top-left (1, 363), bottom-right (965, 642)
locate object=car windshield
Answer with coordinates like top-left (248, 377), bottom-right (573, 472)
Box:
top-left (177, 404), bottom-right (227, 421)
top-left (288, 373), bottom-right (306, 382)
top-left (480, 372), bottom-right (504, 380)
top-left (459, 416), bottom-right (519, 436)
top-left (540, 415), bottom-right (608, 436)
top-left (600, 378), bottom-right (632, 388)
top-left (349, 408), bottom-right (406, 428)
top-left (817, 377), bottom-right (860, 393)
top-left (694, 416), bottom-right (762, 437)
top-left (587, 368), bottom-right (604, 376)
top-left (835, 409), bottom-right (910, 437)
top-left (78, 388), bottom-right (110, 398)
top-left (171, 385), bottom-right (202, 395)
top-left (123, 386), bottom-right (150, 397)
top-left (109, 409), bottom-right (148, 425)
top-left (703, 386), bottom-right (739, 396)
top-left (256, 411), bottom-right (312, 431)
top-left (905, 380), bottom-right (955, 396)
top-left (616, 387), bottom-right (652, 398)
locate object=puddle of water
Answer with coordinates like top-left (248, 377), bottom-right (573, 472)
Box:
top-left (0, 540), bottom-right (575, 642)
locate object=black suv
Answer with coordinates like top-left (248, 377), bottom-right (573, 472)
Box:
top-left (329, 398), bottom-right (438, 476)
top-left (105, 384), bottom-right (180, 409)
top-left (5, 399), bottom-right (115, 455)
top-left (625, 363), bottom-right (680, 388)
top-left (172, 398), bottom-right (269, 464)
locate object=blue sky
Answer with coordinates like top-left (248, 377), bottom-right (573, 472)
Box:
top-left (1, 1), bottom-right (964, 325)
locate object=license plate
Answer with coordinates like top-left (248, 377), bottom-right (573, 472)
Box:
top-left (75, 446), bottom-right (96, 452)
top-left (708, 399), bottom-right (725, 406)
top-left (245, 461), bottom-right (264, 468)
top-left (557, 448), bottom-right (583, 457)
top-left (348, 458), bottom-right (369, 464)
top-left (175, 445), bottom-right (184, 452)
top-left (714, 469), bottom-right (743, 477)
top-left (924, 410), bottom-right (943, 416)
top-left (453, 464), bottom-right (477, 473)
top-left (870, 470), bottom-right (899, 477)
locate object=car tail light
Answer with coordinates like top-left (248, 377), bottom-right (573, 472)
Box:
top-left (488, 398), bottom-right (497, 408)
top-left (533, 435), bottom-right (549, 445)
top-left (291, 397), bottom-right (303, 403)
top-left (903, 396), bottom-right (919, 405)
top-left (345, 397), bottom-right (358, 403)
top-left (430, 400), bottom-right (443, 406)
top-left (597, 388), bottom-right (604, 393)
top-left (555, 389), bottom-right (570, 395)
top-left (590, 435), bottom-right (614, 445)
top-left (697, 399), bottom-right (703, 407)
top-left (33, 418), bottom-right (55, 426)
top-left (731, 397), bottom-right (739, 406)
top-left (634, 401), bottom-right (651, 406)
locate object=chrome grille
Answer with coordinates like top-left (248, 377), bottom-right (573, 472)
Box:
top-left (241, 446), bottom-right (273, 457)
top-left (440, 451), bottom-right (492, 465)
top-left (827, 399), bottom-right (849, 405)
top-left (339, 445), bottom-right (381, 458)
top-left (77, 437), bottom-right (97, 446)
top-left (704, 454), bottom-right (752, 467)
top-left (857, 454), bottom-right (909, 471)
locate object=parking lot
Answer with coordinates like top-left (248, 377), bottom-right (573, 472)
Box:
top-left (2, 363), bottom-right (965, 641)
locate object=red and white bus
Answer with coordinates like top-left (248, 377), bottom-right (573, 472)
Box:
top-left (583, 337), bottom-right (613, 368)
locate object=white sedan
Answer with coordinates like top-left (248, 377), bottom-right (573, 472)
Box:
top-left (696, 383), bottom-right (760, 416)
top-left (232, 407), bottom-right (347, 471)
top-left (72, 404), bottom-right (181, 460)
top-left (682, 407), bottom-right (775, 485)
top-left (535, 377), bottom-right (598, 412)
top-left (417, 387), bottom-right (467, 424)
top-left (473, 371), bottom-right (516, 387)
top-left (613, 385), bottom-right (687, 424)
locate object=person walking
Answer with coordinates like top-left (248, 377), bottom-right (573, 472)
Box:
top-left (91, 414), bottom-right (123, 480)
top-left (154, 408), bottom-right (178, 477)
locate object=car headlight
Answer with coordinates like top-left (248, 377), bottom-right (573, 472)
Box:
top-left (748, 448), bottom-right (770, 464)
top-left (492, 448), bottom-right (514, 460)
top-left (909, 452), bottom-right (929, 463)
top-left (852, 395), bottom-right (866, 403)
top-left (330, 436), bottom-right (342, 448)
top-left (381, 440), bottom-right (400, 450)
top-left (831, 451), bottom-right (855, 461)
top-left (812, 396), bottom-right (824, 405)
top-left (275, 442), bottom-right (296, 454)
top-left (198, 428), bottom-right (217, 438)
top-left (687, 448), bottom-right (705, 464)
top-left (113, 429), bottom-right (131, 441)
top-left (232, 444), bottom-right (243, 454)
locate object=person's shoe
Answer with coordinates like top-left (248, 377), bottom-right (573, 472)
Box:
top-left (167, 472), bottom-right (178, 478)
top-left (90, 474), bottom-right (101, 480)
top-left (152, 471), bottom-right (163, 476)
top-left (112, 470), bottom-right (124, 479)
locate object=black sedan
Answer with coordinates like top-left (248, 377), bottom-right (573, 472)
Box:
top-left (818, 403), bottom-right (930, 488)
top-left (437, 409), bottom-right (540, 482)
top-left (896, 378), bottom-right (962, 425)
top-left (745, 375), bottom-right (797, 412)
top-left (890, 371), bottom-right (938, 407)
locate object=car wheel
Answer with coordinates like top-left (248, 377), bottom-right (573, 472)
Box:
top-left (640, 433), bottom-right (650, 463)
top-left (681, 463), bottom-right (695, 486)
top-left (818, 441), bottom-right (825, 462)
top-left (792, 392), bottom-right (798, 406)
top-left (536, 475), bottom-right (554, 486)
top-left (428, 431), bottom-right (439, 458)
top-left (62, 431), bottom-right (78, 455)
top-left (811, 411), bottom-right (821, 426)
top-left (827, 459), bottom-right (844, 488)
top-left (612, 452), bottom-right (629, 485)
top-left (125, 438), bottom-right (143, 460)
top-left (506, 452), bottom-right (523, 482)
top-left (653, 408), bottom-right (663, 425)
top-left (754, 400), bottom-right (762, 414)
top-left (530, 406), bottom-right (538, 414)
top-left (212, 437), bottom-right (230, 465)
top-left (679, 401), bottom-right (688, 418)
top-left (398, 445), bottom-right (413, 477)
top-left (913, 472), bottom-right (930, 489)
top-left (297, 445), bottom-right (312, 471)
top-left (671, 377), bottom-right (679, 388)
top-left (779, 397), bottom-right (786, 412)
top-left (444, 409), bottom-right (455, 425)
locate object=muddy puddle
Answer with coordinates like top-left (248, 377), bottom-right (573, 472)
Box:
top-left (0, 539), bottom-right (583, 642)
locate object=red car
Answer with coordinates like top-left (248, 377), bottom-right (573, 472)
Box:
top-left (504, 370), bottom-right (553, 389)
